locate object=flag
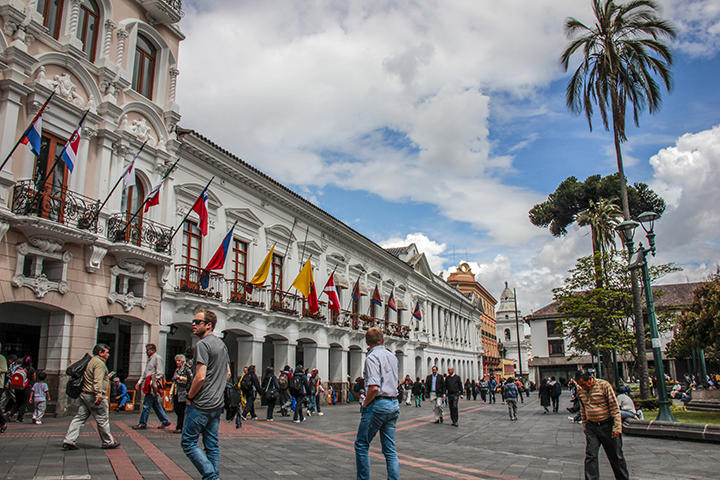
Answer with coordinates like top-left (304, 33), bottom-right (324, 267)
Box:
top-left (61, 120), bottom-right (83, 173)
top-left (123, 157), bottom-right (136, 190)
top-left (323, 272), bottom-right (340, 314)
top-left (20, 115), bottom-right (43, 157)
top-left (388, 291), bottom-right (397, 312)
top-left (247, 244), bottom-right (275, 293)
top-left (292, 259), bottom-right (319, 314)
top-left (205, 224), bottom-right (235, 271)
top-left (351, 279), bottom-right (360, 302)
top-left (412, 302), bottom-right (422, 320)
top-left (371, 286), bottom-right (382, 307)
top-left (191, 184), bottom-right (210, 236)
top-left (143, 178), bottom-right (163, 212)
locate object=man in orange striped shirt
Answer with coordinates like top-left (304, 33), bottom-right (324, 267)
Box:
top-left (575, 369), bottom-right (629, 480)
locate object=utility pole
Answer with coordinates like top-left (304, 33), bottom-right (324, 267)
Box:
top-left (513, 287), bottom-right (523, 378)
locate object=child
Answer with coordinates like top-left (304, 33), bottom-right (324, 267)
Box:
top-left (31, 371), bottom-right (49, 425)
top-left (358, 389), bottom-right (366, 412)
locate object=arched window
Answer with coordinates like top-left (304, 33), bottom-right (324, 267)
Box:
top-left (120, 181), bottom-right (145, 245)
top-left (76, 0), bottom-right (100, 61)
top-left (37, 0), bottom-right (65, 40)
top-left (504, 328), bottom-right (511, 341)
top-left (132, 34), bottom-right (156, 99)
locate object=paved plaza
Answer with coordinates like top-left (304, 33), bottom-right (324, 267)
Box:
top-left (0, 396), bottom-right (716, 479)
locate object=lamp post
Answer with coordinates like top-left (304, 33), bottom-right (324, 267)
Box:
top-left (617, 213), bottom-right (677, 422)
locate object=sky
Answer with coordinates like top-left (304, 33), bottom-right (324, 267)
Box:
top-left (177, 0), bottom-right (720, 316)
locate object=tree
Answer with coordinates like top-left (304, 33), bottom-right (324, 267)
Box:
top-left (561, 0), bottom-right (676, 398)
top-left (554, 250), bottom-right (679, 385)
top-left (668, 271), bottom-right (720, 359)
top-left (576, 198), bottom-right (623, 287)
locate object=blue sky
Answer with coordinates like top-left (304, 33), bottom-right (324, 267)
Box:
top-left (178, 0), bottom-right (720, 313)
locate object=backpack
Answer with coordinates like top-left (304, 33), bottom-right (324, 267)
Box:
top-left (289, 374), bottom-right (304, 396)
top-left (10, 365), bottom-right (28, 389)
top-left (65, 353), bottom-right (92, 399)
top-left (278, 372), bottom-right (289, 390)
top-left (224, 383), bottom-right (242, 410)
top-left (552, 382), bottom-right (562, 397)
top-left (240, 374), bottom-right (253, 392)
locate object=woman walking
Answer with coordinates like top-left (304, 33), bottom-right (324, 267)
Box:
top-left (262, 367), bottom-right (280, 421)
top-left (539, 379), bottom-right (551, 414)
top-left (171, 354), bottom-right (192, 433)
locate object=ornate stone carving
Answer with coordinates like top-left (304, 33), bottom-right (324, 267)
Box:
top-left (0, 222), bottom-right (9, 243)
top-left (29, 235), bottom-right (64, 253)
top-left (85, 245), bottom-right (107, 273)
top-left (119, 115), bottom-right (157, 147)
top-left (160, 264), bottom-right (171, 287)
top-left (108, 291), bottom-right (149, 312)
top-left (118, 258), bottom-right (146, 274)
top-left (3, 20), bottom-right (17, 37)
top-left (12, 242), bottom-right (71, 298)
top-left (48, 73), bottom-right (84, 107)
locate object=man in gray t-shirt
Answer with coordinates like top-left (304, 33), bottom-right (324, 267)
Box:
top-left (181, 310), bottom-right (230, 480)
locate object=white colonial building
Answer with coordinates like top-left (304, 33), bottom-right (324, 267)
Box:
top-left (0, 0), bottom-right (488, 414)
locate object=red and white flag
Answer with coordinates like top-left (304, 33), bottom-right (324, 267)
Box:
top-left (323, 272), bottom-right (340, 314)
top-left (144, 179), bottom-right (163, 212)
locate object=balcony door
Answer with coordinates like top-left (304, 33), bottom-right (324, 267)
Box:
top-left (120, 182), bottom-right (145, 245)
top-left (181, 220), bottom-right (202, 288)
top-left (33, 133), bottom-right (69, 221)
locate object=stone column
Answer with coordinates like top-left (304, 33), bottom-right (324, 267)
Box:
top-left (116, 29), bottom-right (129, 68)
top-left (69, 126), bottom-right (96, 193)
top-left (237, 337), bottom-right (263, 370)
top-left (169, 67), bottom-right (180, 103)
top-left (0, 86), bottom-right (27, 175)
top-left (129, 322), bottom-right (149, 381)
top-left (102, 20), bottom-right (116, 60)
top-left (347, 348), bottom-right (363, 382)
top-left (273, 340), bottom-right (296, 373)
top-left (329, 347), bottom-right (348, 383)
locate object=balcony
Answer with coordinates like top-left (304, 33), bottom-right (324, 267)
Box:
top-left (329, 311), bottom-right (409, 339)
top-left (140, 0), bottom-right (184, 25)
top-left (227, 278), bottom-right (265, 308)
top-left (12, 180), bottom-right (100, 232)
top-left (174, 264), bottom-right (223, 301)
top-left (106, 212), bottom-right (172, 254)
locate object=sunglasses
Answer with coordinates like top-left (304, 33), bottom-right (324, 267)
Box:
top-left (191, 319), bottom-right (207, 325)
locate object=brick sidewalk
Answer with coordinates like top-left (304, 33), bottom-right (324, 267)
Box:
top-left (0, 396), bottom-right (716, 479)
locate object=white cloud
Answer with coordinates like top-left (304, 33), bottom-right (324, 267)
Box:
top-left (662, 0), bottom-right (720, 57)
top-left (379, 233), bottom-right (447, 273)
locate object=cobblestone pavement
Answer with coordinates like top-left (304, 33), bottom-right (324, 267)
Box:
top-left (0, 395), bottom-right (716, 479)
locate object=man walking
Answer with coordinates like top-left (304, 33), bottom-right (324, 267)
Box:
top-left (182, 309), bottom-right (230, 480)
top-left (445, 367), bottom-right (463, 427)
top-left (62, 344), bottom-right (120, 450)
top-left (488, 376), bottom-right (497, 404)
top-left (354, 327), bottom-right (399, 480)
top-left (503, 377), bottom-right (519, 421)
top-left (291, 364), bottom-right (310, 423)
top-left (425, 366), bottom-right (445, 424)
top-left (549, 376), bottom-right (561, 413)
top-left (133, 343), bottom-right (170, 429)
top-left (575, 369), bottom-right (629, 480)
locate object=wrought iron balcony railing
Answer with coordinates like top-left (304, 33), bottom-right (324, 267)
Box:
top-left (227, 278), bottom-right (265, 308)
top-left (331, 310), bottom-right (409, 338)
top-left (174, 264), bottom-right (224, 301)
top-left (106, 212), bottom-right (173, 253)
top-left (11, 180), bottom-right (101, 232)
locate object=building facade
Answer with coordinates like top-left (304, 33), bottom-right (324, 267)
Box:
top-left (0, 0), bottom-right (486, 415)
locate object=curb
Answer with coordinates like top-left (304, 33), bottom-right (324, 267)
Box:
top-left (623, 419), bottom-right (720, 443)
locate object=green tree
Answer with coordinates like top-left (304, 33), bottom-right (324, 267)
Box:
top-left (576, 198), bottom-right (623, 287)
top-left (668, 271), bottom-right (720, 359)
top-left (554, 251), bottom-right (679, 386)
top-left (561, 0), bottom-right (676, 398)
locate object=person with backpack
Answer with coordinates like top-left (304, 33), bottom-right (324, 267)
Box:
top-left (308, 369), bottom-right (323, 416)
top-left (62, 344), bottom-right (120, 450)
top-left (262, 366), bottom-right (280, 421)
top-left (278, 366), bottom-right (292, 417)
top-left (290, 364), bottom-right (309, 423)
top-left (503, 377), bottom-right (519, 421)
top-left (549, 376), bottom-right (562, 413)
top-left (240, 365), bottom-right (262, 420)
top-left (9, 356), bottom-right (34, 423)
top-left (133, 344), bottom-right (170, 430)
top-left (1, 354), bottom-right (17, 415)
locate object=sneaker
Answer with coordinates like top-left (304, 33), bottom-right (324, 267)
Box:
top-left (267, 418), bottom-right (274, 422)
top-left (35, 421), bottom-right (42, 425)
top-left (62, 443), bottom-right (79, 451)
top-left (293, 420), bottom-right (301, 423)
top-left (318, 412), bottom-right (324, 416)
top-left (101, 442), bottom-right (121, 450)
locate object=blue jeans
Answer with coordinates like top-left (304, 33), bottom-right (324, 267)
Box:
top-left (138, 393), bottom-right (169, 426)
top-left (181, 405), bottom-right (222, 480)
top-left (355, 397), bottom-right (399, 480)
top-left (308, 392), bottom-right (317, 413)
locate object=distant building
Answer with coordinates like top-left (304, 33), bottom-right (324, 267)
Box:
top-left (495, 282), bottom-right (529, 377)
top-left (446, 262), bottom-right (498, 378)
top-left (526, 282), bottom-right (703, 385)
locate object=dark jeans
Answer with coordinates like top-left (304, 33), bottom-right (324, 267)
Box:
top-left (9, 387), bottom-right (30, 421)
top-left (551, 395), bottom-right (560, 412)
top-left (242, 391), bottom-right (257, 418)
top-left (448, 394), bottom-right (460, 425)
top-left (480, 390), bottom-right (487, 402)
top-left (584, 421), bottom-right (629, 480)
top-left (293, 395), bottom-right (304, 422)
top-left (174, 398), bottom-right (186, 430)
top-left (266, 400), bottom-right (276, 420)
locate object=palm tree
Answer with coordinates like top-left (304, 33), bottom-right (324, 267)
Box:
top-left (561, 0), bottom-right (675, 398)
top-left (576, 198), bottom-right (623, 287)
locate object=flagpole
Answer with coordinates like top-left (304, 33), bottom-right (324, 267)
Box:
top-left (89, 140), bottom-right (148, 227)
top-left (124, 157), bottom-right (181, 229)
top-left (31, 109), bottom-right (89, 214)
top-left (0, 92), bottom-right (55, 173)
top-left (166, 176), bottom-right (214, 245)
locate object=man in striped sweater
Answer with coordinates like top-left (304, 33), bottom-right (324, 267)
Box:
top-left (575, 369), bottom-right (629, 480)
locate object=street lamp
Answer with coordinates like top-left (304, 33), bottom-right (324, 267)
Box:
top-left (617, 213), bottom-right (676, 423)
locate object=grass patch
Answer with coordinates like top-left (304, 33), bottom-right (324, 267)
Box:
top-left (643, 410), bottom-right (720, 425)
